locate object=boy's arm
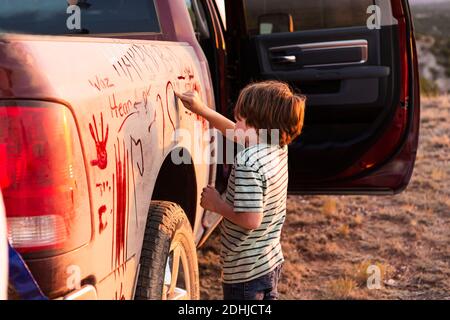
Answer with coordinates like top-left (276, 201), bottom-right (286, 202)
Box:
top-left (175, 91), bottom-right (235, 137)
top-left (215, 198), bottom-right (263, 231)
top-left (202, 108), bottom-right (236, 139)
top-left (201, 186), bottom-right (263, 230)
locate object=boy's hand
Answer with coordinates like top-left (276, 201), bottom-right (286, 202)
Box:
top-left (200, 185), bottom-right (222, 212)
top-left (175, 90), bottom-right (207, 116)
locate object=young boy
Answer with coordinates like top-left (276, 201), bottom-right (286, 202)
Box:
top-left (176, 81), bottom-right (306, 300)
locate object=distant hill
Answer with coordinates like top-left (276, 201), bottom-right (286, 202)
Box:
top-left (411, 2), bottom-right (450, 94)
top-left (412, 1), bottom-right (450, 37)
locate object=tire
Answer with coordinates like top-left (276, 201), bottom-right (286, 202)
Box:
top-left (135, 201), bottom-right (200, 300)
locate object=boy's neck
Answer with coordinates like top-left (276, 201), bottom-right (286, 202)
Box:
top-left (244, 137), bottom-right (259, 148)
top-left (244, 138), bottom-right (274, 148)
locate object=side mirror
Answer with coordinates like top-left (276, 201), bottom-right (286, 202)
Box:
top-left (258, 13), bottom-right (294, 35)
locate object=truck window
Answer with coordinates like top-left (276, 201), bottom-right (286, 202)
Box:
top-left (0, 0), bottom-right (160, 35)
top-left (185, 0), bottom-right (210, 40)
top-left (243, 0), bottom-right (374, 35)
top-left (185, 0), bottom-right (199, 34)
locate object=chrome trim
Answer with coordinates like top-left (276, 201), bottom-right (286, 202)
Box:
top-left (270, 39), bottom-right (368, 68)
top-left (272, 55), bottom-right (297, 64)
top-left (63, 285), bottom-right (98, 300)
top-left (132, 263), bottom-right (141, 299)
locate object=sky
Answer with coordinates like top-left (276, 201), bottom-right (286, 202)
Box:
top-left (216, 0), bottom-right (226, 25)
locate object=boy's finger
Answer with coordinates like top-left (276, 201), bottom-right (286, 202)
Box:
top-left (176, 94), bottom-right (189, 102)
top-left (179, 99), bottom-right (193, 108)
top-left (193, 82), bottom-right (201, 94)
top-left (175, 91), bottom-right (192, 100)
top-left (174, 92), bottom-right (184, 100)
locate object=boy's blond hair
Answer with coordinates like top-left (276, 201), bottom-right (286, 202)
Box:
top-left (234, 81), bottom-right (306, 147)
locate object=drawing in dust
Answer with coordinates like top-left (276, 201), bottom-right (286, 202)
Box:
top-left (89, 113), bottom-right (109, 170)
top-left (115, 282), bottom-right (126, 300)
top-left (114, 139), bottom-right (129, 269)
top-left (148, 110), bottom-right (157, 133)
top-left (165, 81), bottom-right (177, 132)
top-left (89, 76), bottom-right (114, 92)
top-left (96, 181), bottom-right (110, 197)
top-left (130, 136), bottom-right (144, 177)
top-left (156, 94), bottom-right (166, 151)
top-left (141, 85), bottom-right (152, 115)
top-left (98, 205), bottom-right (108, 234)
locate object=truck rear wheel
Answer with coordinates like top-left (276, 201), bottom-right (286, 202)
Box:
top-left (135, 201), bottom-right (200, 300)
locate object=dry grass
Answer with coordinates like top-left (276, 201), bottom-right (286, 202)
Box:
top-left (421, 94), bottom-right (450, 107)
top-left (324, 242), bottom-right (340, 256)
top-left (326, 278), bottom-right (357, 300)
top-left (429, 135), bottom-right (450, 148)
top-left (338, 224), bottom-right (351, 238)
top-left (322, 198), bottom-right (338, 218)
top-left (353, 215), bottom-right (363, 226)
top-left (431, 168), bottom-right (446, 181)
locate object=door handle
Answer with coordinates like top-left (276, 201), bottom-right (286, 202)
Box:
top-left (271, 55), bottom-right (297, 64)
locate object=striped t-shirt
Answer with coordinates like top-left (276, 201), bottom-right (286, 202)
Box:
top-left (220, 143), bottom-right (288, 284)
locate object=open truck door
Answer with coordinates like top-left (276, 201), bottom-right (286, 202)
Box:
top-left (224, 0), bottom-right (420, 195)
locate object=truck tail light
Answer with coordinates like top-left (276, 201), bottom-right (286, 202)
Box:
top-left (0, 102), bottom-right (91, 255)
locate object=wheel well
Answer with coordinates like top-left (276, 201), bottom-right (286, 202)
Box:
top-left (151, 148), bottom-right (197, 229)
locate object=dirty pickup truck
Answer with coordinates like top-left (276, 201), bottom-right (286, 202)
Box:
top-left (0, 0), bottom-right (420, 300)
top-left (1, 0), bottom-right (216, 300)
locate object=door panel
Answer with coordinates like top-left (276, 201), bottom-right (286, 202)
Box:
top-left (254, 27), bottom-right (387, 108)
top-left (225, 0), bottom-right (419, 194)
top-left (252, 23), bottom-right (400, 178)
top-left (270, 39), bottom-right (369, 67)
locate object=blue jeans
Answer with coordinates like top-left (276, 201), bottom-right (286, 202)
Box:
top-left (222, 264), bottom-right (283, 300)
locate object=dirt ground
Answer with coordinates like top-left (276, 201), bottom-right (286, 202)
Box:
top-left (198, 96), bottom-right (450, 300)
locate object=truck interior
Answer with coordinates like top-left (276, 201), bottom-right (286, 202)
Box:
top-left (192, 0), bottom-right (415, 193)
